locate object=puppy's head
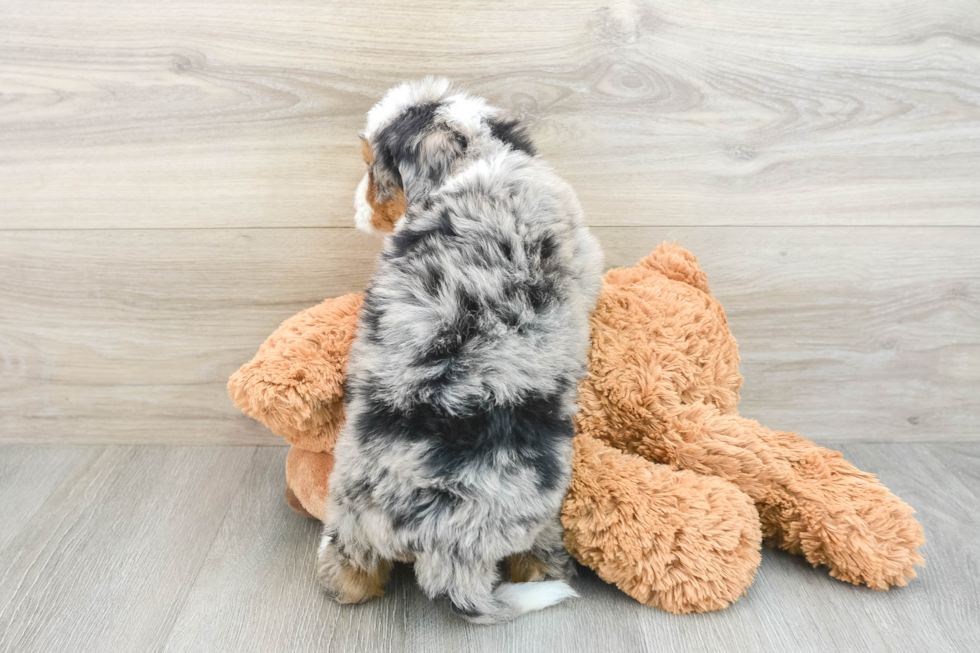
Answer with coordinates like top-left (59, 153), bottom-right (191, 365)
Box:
top-left (353, 78), bottom-right (536, 233)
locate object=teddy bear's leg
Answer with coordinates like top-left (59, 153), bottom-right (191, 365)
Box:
top-left (285, 446), bottom-right (334, 521)
top-left (640, 405), bottom-right (925, 590)
top-left (285, 486), bottom-right (318, 520)
top-left (508, 515), bottom-right (574, 583)
top-left (315, 527), bottom-right (392, 604)
top-left (561, 432), bottom-right (761, 614)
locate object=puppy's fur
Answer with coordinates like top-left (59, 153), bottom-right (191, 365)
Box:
top-left (317, 78), bottom-right (604, 624)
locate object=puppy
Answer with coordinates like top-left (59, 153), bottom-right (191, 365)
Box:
top-left (316, 78), bottom-right (604, 624)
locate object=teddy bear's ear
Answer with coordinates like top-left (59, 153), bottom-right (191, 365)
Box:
top-left (227, 292), bottom-right (364, 452)
top-left (636, 241), bottom-right (711, 294)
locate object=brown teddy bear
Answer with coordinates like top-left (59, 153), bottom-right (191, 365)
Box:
top-left (228, 242), bottom-right (924, 614)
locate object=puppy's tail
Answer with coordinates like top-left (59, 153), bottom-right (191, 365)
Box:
top-left (494, 581), bottom-right (578, 618)
top-left (416, 554), bottom-right (577, 624)
top-left (448, 581), bottom-right (577, 625)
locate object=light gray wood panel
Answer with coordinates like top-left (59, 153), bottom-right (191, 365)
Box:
top-left (0, 445), bottom-right (102, 553)
top-left (401, 553), bottom-right (889, 653)
top-left (1, 226), bottom-right (977, 444)
top-left (0, 444), bottom-right (951, 653)
top-left (161, 445), bottom-right (961, 653)
top-left (835, 443), bottom-right (980, 652)
top-left (0, 228), bottom-right (383, 445)
top-left (0, 446), bottom-right (255, 653)
top-left (601, 227), bottom-right (980, 442)
top-left (924, 443), bottom-right (980, 501)
top-left (2, 0), bottom-right (979, 228)
top-left (162, 447), bottom-right (406, 653)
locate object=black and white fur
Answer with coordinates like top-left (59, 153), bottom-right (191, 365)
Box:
top-left (317, 78), bottom-right (604, 624)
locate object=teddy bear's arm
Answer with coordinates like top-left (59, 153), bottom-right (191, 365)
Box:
top-left (639, 403), bottom-right (926, 590)
top-left (227, 292), bottom-right (364, 453)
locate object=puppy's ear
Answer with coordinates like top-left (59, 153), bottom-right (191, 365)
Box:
top-left (488, 117), bottom-right (536, 156)
top-left (360, 136), bottom-right (374, 165)
top-left (356, 136), bottom-right (406, 233)
top-left (373, 103), bottom-right (467, 202)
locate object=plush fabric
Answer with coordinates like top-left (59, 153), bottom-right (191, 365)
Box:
top-left (228, 292), bottom-right (361, 453)
top-left (285, 446), bottom-right (335, 521)
top-left (228, 243), bottom-right (924, 613)
top-left (561, 431), bottom-right (761, 613)
top-left (565, 244), bottom-right (925, 606)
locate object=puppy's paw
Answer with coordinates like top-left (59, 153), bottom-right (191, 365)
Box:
top-left (508, 548), bottom-right (575, 583)
top-left (316, 533), bottom-right (391, 604)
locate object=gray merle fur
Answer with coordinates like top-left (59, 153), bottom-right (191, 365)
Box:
top-left (317, 78), bottom-right (604, 624)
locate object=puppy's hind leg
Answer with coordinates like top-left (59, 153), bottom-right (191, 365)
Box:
top-left (316, 528), bottom-right (392, 604)
top-left (509, 515), bottom-right (575, 583)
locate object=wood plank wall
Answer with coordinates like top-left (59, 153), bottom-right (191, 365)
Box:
top-left (2, 0), bottom-right (978, 444)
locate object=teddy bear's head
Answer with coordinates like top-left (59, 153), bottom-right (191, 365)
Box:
top-left (576, 243), bottom-right (744, 456)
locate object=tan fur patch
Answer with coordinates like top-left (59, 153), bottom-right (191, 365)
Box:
top-left (333, 559), bottom-right (393, 604)
top-left (361, 137), bottom-right (374, 164)
top-left (508, 553), bottom-right (549, 583)
top-left (360, 136), bottom-right (405, 232)
top-left (366, 171), bottom-right (406, 232)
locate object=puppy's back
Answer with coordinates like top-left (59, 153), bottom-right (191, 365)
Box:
top-left (349, 150), bottom-right (601, 419)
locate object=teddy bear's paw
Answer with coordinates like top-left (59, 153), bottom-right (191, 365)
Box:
top-left (656, 410), bottom-right (926, 591)
top-left (801, 493), bottom-right (924, 590)
top-left (762, 450), bottom-right (926, 590)
top-left (562, 434), bottom-right (762, 613)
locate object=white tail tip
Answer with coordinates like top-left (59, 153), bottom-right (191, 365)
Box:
top-left (496, 581), bottom-right (578, 614)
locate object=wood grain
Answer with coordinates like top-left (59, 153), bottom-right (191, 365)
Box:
top-left (0, 446), bottom-right (256, 653)
top-left (0, 445), bottom-right (102, 553)
top-left (1, 226), bottom-right (976, 444)
top-left (0, 1), bottom-right (978, 443)
top-left (3, 444), bottom-right (974, 653)
top-left (0, 225), bottom-right (975, 444)
top-left (924, 443), bottom-right (980, 499)
top-left (161, 447), bottom-right (407, 653)
top-left (0, 228), bottom-right (383, 445)
top-left (2, 0), bottom-right (979, 228)
top-left (836, 443), bottom-right (980, 652)
top-left (164, 444), bottom-right (979, 653)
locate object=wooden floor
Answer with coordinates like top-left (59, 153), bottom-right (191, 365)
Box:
top-left (0, 443), bottom-right (976, 653)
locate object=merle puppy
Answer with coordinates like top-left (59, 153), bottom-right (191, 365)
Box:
top-left (316, 78), bottom-right (604, 624)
